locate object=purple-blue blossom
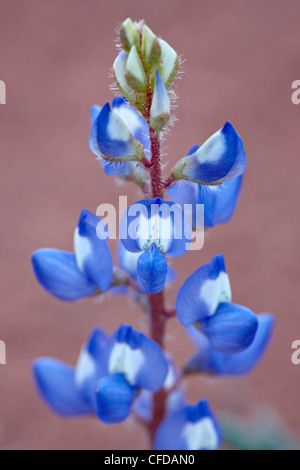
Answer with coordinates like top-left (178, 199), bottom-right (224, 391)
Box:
top-left (155, 400), bottom-right (222, 450)
top-left (176, 255), bottom-right (258, 353)
top-left (185, 314), bottom-right (275, 376)
top-left (31, 18), bottom-right (273, 451)
top-left (119, 197), bottom-right (191, 294)
top-left (172, 122), bottom-right (246, 185)
top-left (32, 209), bottom-right (113, 301)
top-left (33, 325), bottom-right (168, 424)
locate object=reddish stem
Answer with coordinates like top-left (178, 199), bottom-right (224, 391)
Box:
top-left (162, 174), bottom-right (176, 189)
top-left (144, 79), bottom-right (167, 445)
top-left (149, 127), bottom-right (163, 198)
top-left (148, 292), bottom-right (167, 441)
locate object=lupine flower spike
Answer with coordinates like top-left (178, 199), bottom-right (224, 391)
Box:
top-left (31, 18), bottom-right (274, 451)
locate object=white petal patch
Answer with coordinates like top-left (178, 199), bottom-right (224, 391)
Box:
top-left (75, 348), bottom-right (96, 388)
top-left (109, 343), bottom-right (144, 385)
top-left (164, 363), bottom-right (176, 390)
top-left (90, 121), bottom-right (101, 156)
top-left (121, 249), bottom-right (141, 274)
top-left (137, 207), bottom-right (172, 253)
top-left (113, 105), bottom-right (141, 137)
top-left (107, 110), bottom-right (132, 143)
top-left (74, 228), bottom-right (92, 273)
top-left (195, 130), bottom-right (226, 164)
top-left (218, 154), bottom-right (244, 183)
top-left (183, 418), bottom-right (219, 450)
top-left (200, 271), bottom-right (232, 316)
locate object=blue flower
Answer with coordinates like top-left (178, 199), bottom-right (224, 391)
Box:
top-left (33, 325), bottom-right (168, 424)
top-left (185, 314), bottom-right (274, 376)
top-left (119, 198), bottom-right (191, 294)
top-left (168, 174), bottom-right (243, 229)
top-left (89, 97), bottom-right (150, 176)
top-left (118, 243), bottom-right (176, 286)
top-left (176, 255), bottom-right (258, 353)
top-left (155, 400), bottom-right (222, 450)
top-left (33, 327), bottom-right (108, 417)
top-left (172, 122), bottom-right (246, 185)
top-left (32, 210), bottom-right (113, 301)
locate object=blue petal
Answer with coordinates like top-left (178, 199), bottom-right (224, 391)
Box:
top-left (187, 145), bottom-right (200, 156)
top-left (102, 160), bottom-right (131, 176)
top-left (201, 302), bottom-right (259, 354)
top-left (133, 390), bottom-right (153, 423)
top-left (90, 105), bottom-right (101, 125)
top-left (90, 106), bottom-right (133, 175)
top-left (75, 327), bottom-right (109, 407)
top-left (118, 242), bottom-right (141, 281)
top-left (107, 325), bottom-right (168, 392)
top-left (137, 244), bottom-right (168, 294)
top-left (32, 249), bottom-right (98, 301)
top-left (89, 106), bottom-right (102, 155)
top-left (112, 97), bottom-right (150, 159)
top-left (166, 264), bottom-right (177, 285)
top-left (118, 242), bottom-right (176, 287)
top-left (167, 146), bottom-right (201, 224)
top-left (168, 176), bottom-right (243, 229)
top-left (96, 373), bottom-right (138, 424)
top-left (134, 388), bottom-right (186, 424)
top-left (167, 180), bottom-right (199, 207)
top-left (179, 122), bottom-right (246, 184)
top-left (74, 209), bottom-right (113, 292)
top-left (176, 254), bottom-right (232, 326)
top-left (155, 400), bottom-right (222, 450)
top-left (167, 181), bottom-right (200, 231)
top-left (33, 358), bottom-right (94, 417)
top-left (120, 198), bottom-right (191, 257)
top-left (110, 285), bottom-right (130, 296)
top-left (200, 175), bottom-right (243, 228)
top-left (96, 103), bottom-right (141, 160)
top-left (95, 156), bottom-right (133, 177)
top-left (186, 314), bottom-right (274, 376)
top-left (133, 357), bottom-right (185, 423)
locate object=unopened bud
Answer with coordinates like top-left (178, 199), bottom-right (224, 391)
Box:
top-left (142, 25), bottom-right (162, 71)
top-left (113, 51), bottom-right (134, 101)
top-left (120, 18), bottom-right (140, 53)
top-left (158, 39), bottom-right (179, 89)
top-left (125, 45), bottom-right (147, 93)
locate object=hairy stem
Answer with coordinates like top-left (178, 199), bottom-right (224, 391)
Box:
top-left (149, 127), bottom-right (163, 198)
top-left (144, 79), bottom-right (168, 447)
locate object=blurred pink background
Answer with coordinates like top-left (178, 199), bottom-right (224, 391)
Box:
top-left (0, 0), bottom-right (300, 449)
